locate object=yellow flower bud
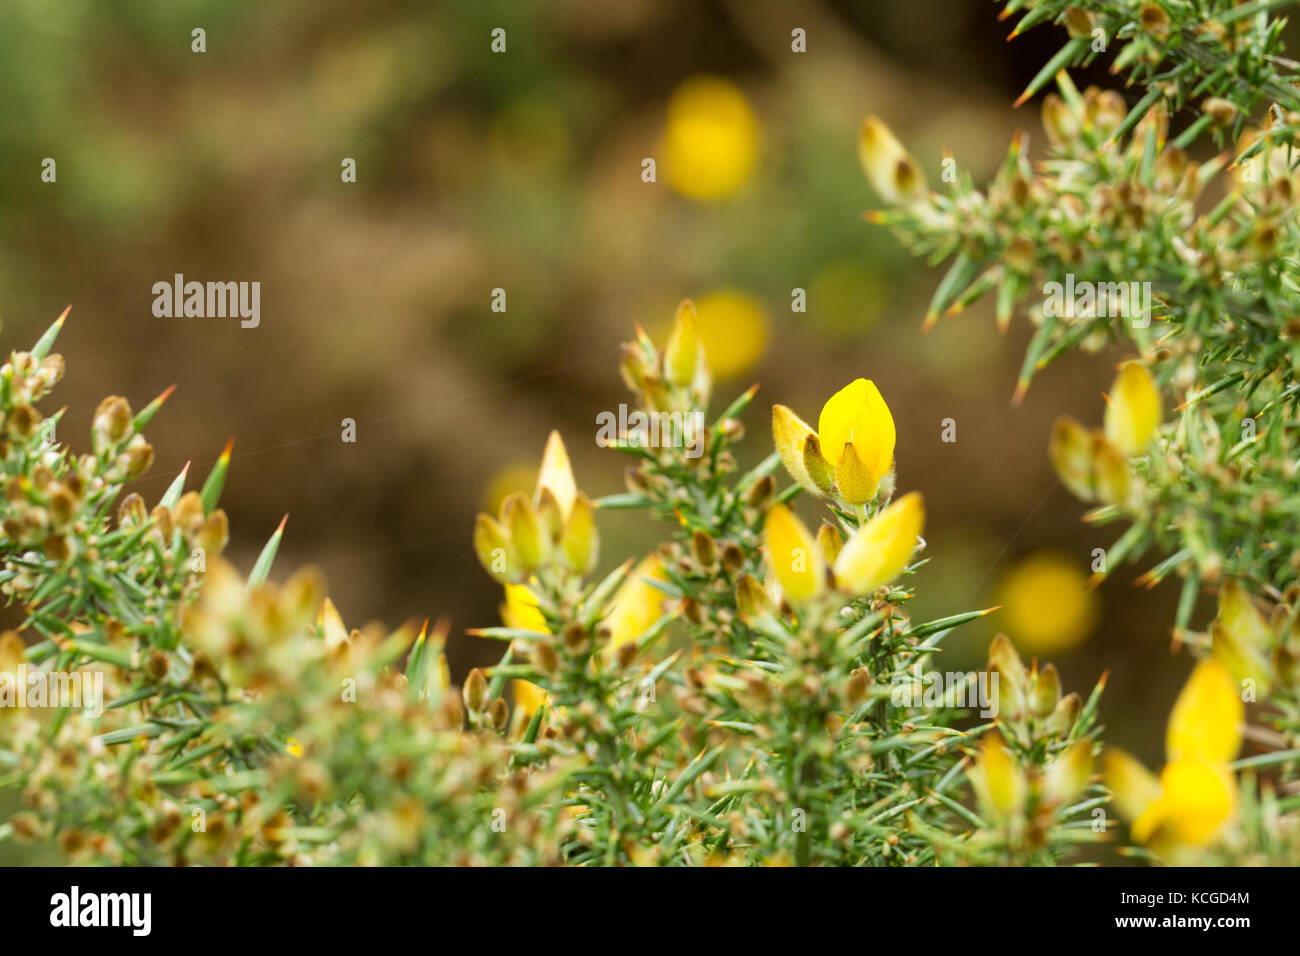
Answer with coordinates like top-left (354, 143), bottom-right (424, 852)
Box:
top-left (1092, 433), bottom-right (1135, 509)
top-left (763, 504), bottom-right (825, 604)
top-left (1028, 662), bottom-right (1061, 719)
top-left (832, 492), bottom-right (923, 596)
top-left (970, 732), bottom-right (1027, 820)
top-left (560, 494), bottom-right (599, 575)
top-left (1103, 362), bottom-right (1162, 457)
top-left (1048, 415), bottom-right (1096, 501)
top-left (815, 522), bottom-right (844, 566)
top-left (502, 493), bottom-right (549, 572)
top-left (535, 430), bottom-right (576, 522)
top-left (664, 299), bottom-right (703, 388)
top-left (772, 404), bottom-right (826, 499)
top-left (473, 513), bottom-right (515, 583)
top-left (1043, 739), bottom-right (1094, 807)
top-left (858, 115), bottom-right (927, 206)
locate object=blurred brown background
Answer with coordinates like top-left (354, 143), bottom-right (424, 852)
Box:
top-left (0, 0), bottom-right (1205, 766)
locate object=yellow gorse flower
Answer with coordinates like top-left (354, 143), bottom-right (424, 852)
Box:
top-left (1103, 361), bottom-right (1162, 457)
top-left (1104, 659), bottom-right (1243, 857)
top-left (995, 550), bottom-right (1098, 655)
top-left (762, 493), bottom-right (923, 604)
top-left (773, 379), bottom-right (896, 505)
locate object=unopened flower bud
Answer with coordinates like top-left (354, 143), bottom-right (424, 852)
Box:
top-left (1029, 663), bottom-right (1062, 719)
top-left (745, 474), bottom-right (774, 510)
top-left (463, 668), bottom-right (488, 714)
top-left (92, 396), bottom-right (132, 449)
top-left (690, 529), bottom-right (717, 567)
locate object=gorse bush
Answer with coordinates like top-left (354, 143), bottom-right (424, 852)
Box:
top-left (863, 0), bottom-right (1300, 863)
top-left (2, 0), bottom-right (1298, 867)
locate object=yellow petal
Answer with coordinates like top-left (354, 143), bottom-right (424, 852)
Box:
top-left (771, 404), bottom-right (826, 498)
top-left (763, 504), bottom-right (825, 603)
top-left (1146, 758), bottom-right (1235, 848)
top-left (970, 732), bottom-right (1026, 819)
top-left (535, 431), bottom-right (577, 521)
top-left (834, 441), bottom-right (879, 504)
top-left (832, 492), bottom-right (924, 596)
top-left (1166, 659), bottom-right (1243, 766)
top-left (1103, 362), bottom-right (1162, 457)
top-left (817, 378), bottom-right (869, 466)
top-left (512, 679), bottom-right (547, 719)
top-left (1104, 748), bottom-right (1162, 826)
top-left (605, 556), bottom-right (668, 652)
top-left (855, 380), bottom-right (897, 480)
top-left (501, 583), bottom-right (549, 633)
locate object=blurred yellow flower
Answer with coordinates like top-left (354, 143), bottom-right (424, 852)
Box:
top-left (1106, 659), bottom-right (1243, 858)
top-left (1211, 580), bottom-right (1275, 695)
top-left (693, 290), bottom-right (769, 380)
top-left (970, 732), bottom-right (1026, 820)
top-left (481, 462), bottom-right (537, 515)
top-left (1103, 361), bottom-right (1162, 457)
top-left (662, 75), bottom-right (759, 201)
top-left (996, 551), bottom-right (1098, 655)
top-left (650, 290), bottom-right (769, 381)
